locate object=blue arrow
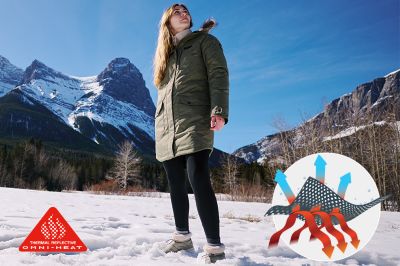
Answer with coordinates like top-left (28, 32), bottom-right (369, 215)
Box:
top-left (274, 170), bottom-right (295, 203)
top-left (314, 155), bottom-right (327, 183)
top-left (338, 172), bottom-right (351, 198)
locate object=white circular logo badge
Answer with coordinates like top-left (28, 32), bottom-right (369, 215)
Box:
top-left (266, 153), bottom-right (389, 261)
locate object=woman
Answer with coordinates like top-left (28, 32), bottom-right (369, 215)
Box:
top-left (153, 3), bottom-right (229, 264)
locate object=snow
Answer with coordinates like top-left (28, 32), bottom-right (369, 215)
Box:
top-left (305, 112), bottom-right (321, 124)
top-left (256, 156), bottom-right (266, 164)
top-left (384, 69), bottom-right (400, 78)
top-left (337, 93), bottom-right (352, 107)
top-left (79, 75), bottom-right (103, 95)
top-left (68, 92), bottom-right (155, 140)
top-left (18, 93), bottom-right (35, 106)
top-left (324, 125), bottom-right (368, 141)
top-left (371, 95), bottom-right (393, 108)
top-left (75, 77), bottom-right (154, 138)
top-left (1, 187), bottom-right (399, 266)
top-left (0, 55), bottom-right (24, 90)
top-left (21, 77), bottom-right (82, 124)
top-left (323, 121), bottom-right (399, 141)
top-left (0, 81), bottom-right (15, 97)
top-left (68, 75), bottom-right (97, 82)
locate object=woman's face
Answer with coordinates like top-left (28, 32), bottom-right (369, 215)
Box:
top-left (169, 5), bottom-right (191, 35)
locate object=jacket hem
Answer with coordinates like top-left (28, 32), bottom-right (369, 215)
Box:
top-left (156, 146), bottom-right (213, 162)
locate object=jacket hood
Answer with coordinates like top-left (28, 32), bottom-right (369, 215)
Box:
top-left (199, 18), bottom-right (217, 33)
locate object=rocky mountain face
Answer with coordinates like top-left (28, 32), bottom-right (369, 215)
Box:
top-left (233, 69), bottom-right (400, 164)
top-left (97, 58), bottom-right (155, 116)
top-left (312, 69), bottom-right (399, 134)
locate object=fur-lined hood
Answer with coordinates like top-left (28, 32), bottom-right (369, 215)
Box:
top-left (198, 18), bottom-right (217, 33)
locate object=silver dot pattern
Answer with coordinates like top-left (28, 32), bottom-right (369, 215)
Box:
top-left (40, 214), bottom-right (67, 239)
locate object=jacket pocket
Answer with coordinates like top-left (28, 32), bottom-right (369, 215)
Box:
top-left (155, 101), bottom-right (166, 137)
top-left (155, 101), bottom-right (164, 117)
top-left (176, 96), bottom-right (210, 107)
top-left (175, 96), bottom-right (211, 128)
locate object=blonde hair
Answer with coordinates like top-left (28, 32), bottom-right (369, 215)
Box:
top-left (153, 3), bottom-right (193, 89)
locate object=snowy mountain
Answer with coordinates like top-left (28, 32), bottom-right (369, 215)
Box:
top-left (0, 55), bottom-right (156, 156)
top-left (0, 55), bottom-right (24, 97)
top-left (0, 88), bottom-right (109, 153)
top-left (233, 69), bottom-right (400, 164)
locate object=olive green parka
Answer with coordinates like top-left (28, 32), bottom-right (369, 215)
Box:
top-left (155, 26), bottom-right (229, 162)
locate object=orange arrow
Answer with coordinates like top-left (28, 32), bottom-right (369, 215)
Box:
top-left (295, 209), bottom-right (335, 258)
top-left (313, 210), bottom-right (347, 253)
top-left (322, 245), bottom-right (335, 258)
top-left (268, 211), bottom-right (298, 248)
top-left (290, 223), bottom-right (308, 243)
top-left (330, 209), bottom-right (360, 249)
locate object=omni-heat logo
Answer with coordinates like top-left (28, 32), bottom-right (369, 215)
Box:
top-left (19, 207), bottom-right (87, 252)
top-left (265, 153), bottom-right (390, 261)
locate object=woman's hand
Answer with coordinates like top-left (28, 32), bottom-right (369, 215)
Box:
top-left (210, 115), bottom-right (225, 131)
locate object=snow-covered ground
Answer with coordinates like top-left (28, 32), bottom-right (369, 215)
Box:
top-left (0, 187), bottom-right (399, 266)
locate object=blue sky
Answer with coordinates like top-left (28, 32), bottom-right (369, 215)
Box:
top-left (0, 0), bottom-right (399, 153)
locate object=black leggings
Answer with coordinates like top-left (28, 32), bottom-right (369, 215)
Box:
top-left (162, 149), bottom-right (221, 245)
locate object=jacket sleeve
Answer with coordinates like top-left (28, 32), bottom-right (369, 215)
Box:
top-left (201, 34), bottom-right (229, 125)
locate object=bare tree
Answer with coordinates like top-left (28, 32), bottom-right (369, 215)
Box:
top-left (17, 142), bottom-right (34, 181)
top-left (272, 116), bottom-right (291, 164)
top-left (0, 163), bottom-right (12, 187)
top-left (221, 153), bottom-right (239, 199)
top-left (298, 111), bottom-right (324, 157)
top-left (49, 160), bottom-right (78, 191)
top-left (106, 140), bottom-right (142, 190)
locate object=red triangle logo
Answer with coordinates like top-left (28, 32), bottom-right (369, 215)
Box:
top-left (19, 207), bottom-right (88, 252)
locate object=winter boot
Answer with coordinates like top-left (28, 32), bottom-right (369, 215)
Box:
top-left (161, 231), bottom-right (194, 253)
top-left (198, 243), bottom-right (226, 264)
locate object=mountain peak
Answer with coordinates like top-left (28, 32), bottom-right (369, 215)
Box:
top-left (109, 57), bottom-right (131, 68)
top-left (29, 59), bottom-right (54, 71)
top-left (99, 57), bottom-right (141, 80)
top-left (22, 59), bottom-right (71, 84)
top-left (0, 55), bottom-right (24, 90)
top-left (96, 57), bottom-right (155, 116)
top-left (27, 59), bottom-right (57, 73)
top-left (0, 55), bottom-right (12, 65)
